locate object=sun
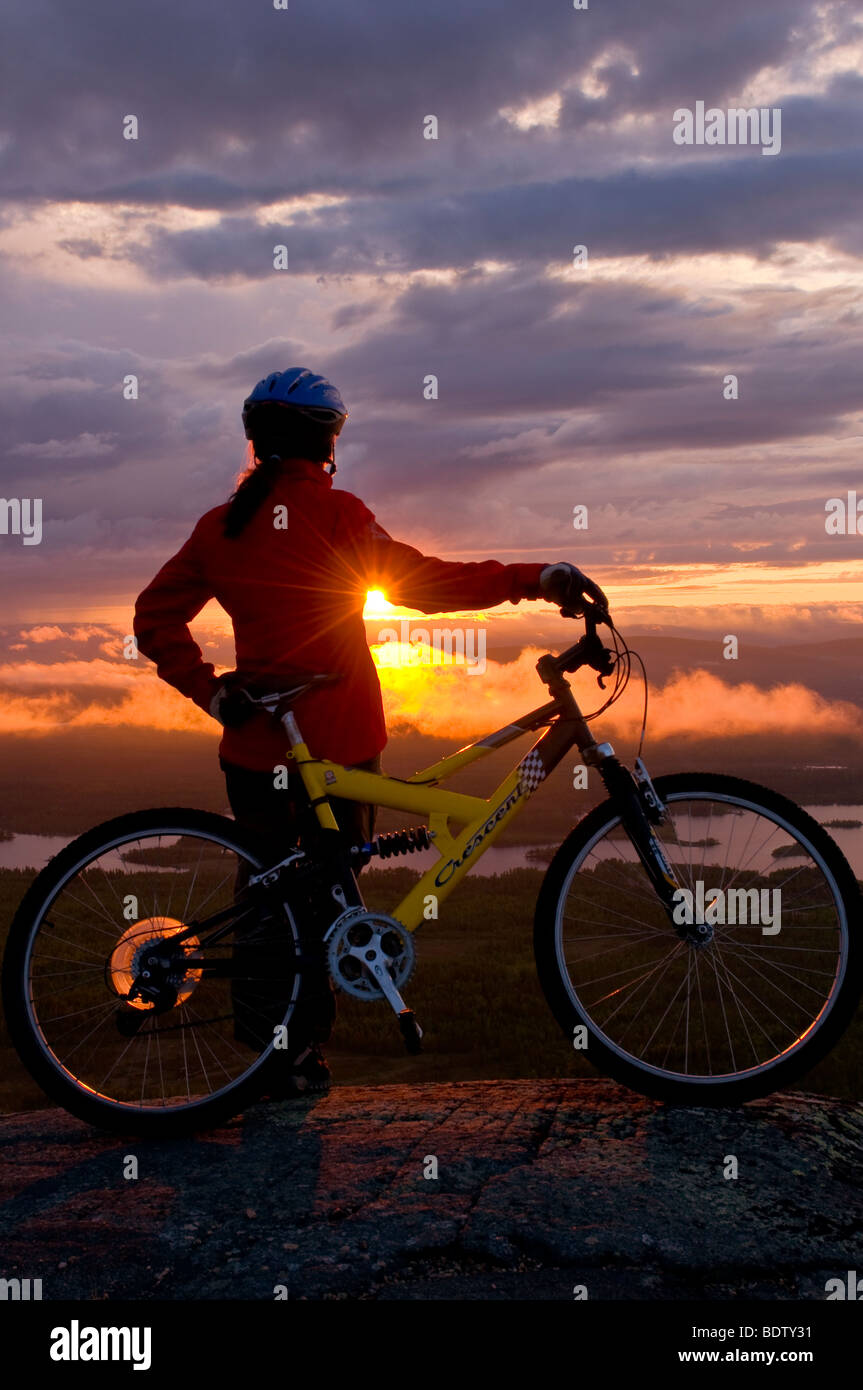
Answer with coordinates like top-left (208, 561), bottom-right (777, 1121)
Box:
top-left (363, 589), bottom-right (396, 619)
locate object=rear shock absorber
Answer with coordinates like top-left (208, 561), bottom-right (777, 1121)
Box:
top-left (369, 826), bottom-right (432, 860)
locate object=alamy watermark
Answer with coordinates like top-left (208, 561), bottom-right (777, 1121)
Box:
top-left (0, 497), bottom-right (42, 545)
top-left (0, 1276), bottom-right (42, 1300)
top-left (825, 491), bottom-right (863, 534)
top-left (673, 102), bottom-right (782, 156)
top-left (375, 620), bottom-right (486, 674)
top-left (673, 882), bottom-right (782, 935)
top-left (50, 1320), bottom-right (151, 1370)
top-left (825, 1271), bottom-right (863, 1299)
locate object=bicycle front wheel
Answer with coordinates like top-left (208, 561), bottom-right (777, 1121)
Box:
top-left (534, 773), bottom-right (863, 1104)
top-left (2, 808), bottom-right (306, 1134)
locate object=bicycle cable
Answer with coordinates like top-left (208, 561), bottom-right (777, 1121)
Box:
top-left (580, 615), bottom-right (650, 759)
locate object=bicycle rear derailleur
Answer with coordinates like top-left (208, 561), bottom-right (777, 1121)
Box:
top-left (324, 908), bottom-right (423, 1054)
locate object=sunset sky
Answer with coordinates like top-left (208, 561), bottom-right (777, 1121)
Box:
top-left (0, 1), bottom-right (861, 742)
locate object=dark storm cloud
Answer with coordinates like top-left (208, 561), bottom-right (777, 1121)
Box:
top-left (0, 339), bottom-right (235, 521)
top-left (199, 339), bottom-right (305, 384)
top-left (322, 270), bottom-right (863, 439)
top-left (3, 266), bottom-right (861, 535)
top-left (0, 342), bottom-right (151, 464)
top-left (122, 147), bottom-right (863, 285)
top-left (0, 0), bottom-right (821, 205)
top-left (57, 237), bottom-right (104, 259)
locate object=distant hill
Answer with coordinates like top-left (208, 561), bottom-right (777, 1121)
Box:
top-left (0, 722), bottom-right (861, 842)
top-left (488, 635), bottom-right (863, 706)
top-left (0, 633), bottom-right (861, 837)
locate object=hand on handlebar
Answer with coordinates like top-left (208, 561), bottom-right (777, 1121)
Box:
top-left (540, 562), bottom-right (609, 619)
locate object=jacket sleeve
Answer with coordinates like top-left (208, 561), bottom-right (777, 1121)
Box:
top-left (341, 498), bottom-right (546, 612)
top-left (133, 518), bottom-right (219, 711)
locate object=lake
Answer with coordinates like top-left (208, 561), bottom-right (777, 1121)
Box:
top-left (1, 804), bottom-right (862, 877)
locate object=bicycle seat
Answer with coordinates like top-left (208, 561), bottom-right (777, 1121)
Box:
top-left (223, 671), bottom-right (342, 712)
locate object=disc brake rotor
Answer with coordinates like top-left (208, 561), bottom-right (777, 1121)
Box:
top-left (106, 916), bottom-right (202, 1011)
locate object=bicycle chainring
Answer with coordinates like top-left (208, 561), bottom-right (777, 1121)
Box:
top-left (325, 908), bottom-right (416, 1000)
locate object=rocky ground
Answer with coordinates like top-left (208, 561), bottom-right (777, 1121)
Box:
top-left (0, 1079), bottom-right (860, 1300)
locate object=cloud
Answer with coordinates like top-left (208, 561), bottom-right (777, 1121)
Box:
top-left (57, 237), bottom-right (104, 259)
top-left (630, 668), bottom-right (863, 742)
top-left (10, 431), bottom-right (116, 459)
top-left (18, 624), bottom-right (66, 643)
top-left (0, 660), bottom-right (212, 734)
top-left (198, 339), bottom-right (306, 384)
top-left (0, 647), bottom-right (857, 752)
top-left (129, 148), bottom-right (863, 285)
top-left (13, 622), bottom-right (119, 650)
top-left (376, 648), bottom-right (863, 743)
top-left (0, 0), bottom-right (816, 204)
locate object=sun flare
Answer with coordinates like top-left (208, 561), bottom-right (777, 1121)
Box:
top-left (363, 588), bottom-right (396, 619)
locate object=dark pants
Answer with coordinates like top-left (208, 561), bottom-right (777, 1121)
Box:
top-left (220, 756), bottom-right (379, 859)
top-left (221, 755), bottom-right (379, 1060)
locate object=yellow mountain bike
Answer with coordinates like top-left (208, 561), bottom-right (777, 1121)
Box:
top-left (4, 604), bottom-right (861, 1134)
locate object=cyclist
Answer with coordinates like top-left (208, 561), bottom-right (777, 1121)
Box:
top-left (133, 367), bottom-right (607, 1097)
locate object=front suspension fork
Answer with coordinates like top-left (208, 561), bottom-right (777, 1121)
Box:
top-left (595, 754), bottom-right (683, 917)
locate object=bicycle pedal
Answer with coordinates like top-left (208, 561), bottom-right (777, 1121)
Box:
top-left (398, 1009), bottom-right (423, 1055)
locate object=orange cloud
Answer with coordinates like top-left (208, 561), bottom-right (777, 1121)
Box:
top-left (16, 623), bottom-right (117, 646)
top-left (0, 660), bottom-right (211, 734)
top-left (19, 624), bottom-right (66, 643)
top-left (0, 651), bottom-right (860, 750)
top-left (625, 669), bottom-right (863, 743)
top-left (376, 648), bottom-right (863, 744)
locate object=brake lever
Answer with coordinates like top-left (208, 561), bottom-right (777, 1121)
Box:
top-left (584, 633), bottom-right (616, 688)
top-left (561, 601), bottom-right (611, 626)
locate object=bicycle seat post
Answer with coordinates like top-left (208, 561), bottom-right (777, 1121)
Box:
top-left (280, 709), bottom-right (303, 747)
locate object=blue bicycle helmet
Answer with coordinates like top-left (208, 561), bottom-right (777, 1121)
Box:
top-left (242, 368), bottom-right (347, 438)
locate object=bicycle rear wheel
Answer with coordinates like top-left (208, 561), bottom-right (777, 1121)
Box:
top-left (534, 773), bottom-right (863, 1104)
top-left (2, 808), bottom-right (307, 1134)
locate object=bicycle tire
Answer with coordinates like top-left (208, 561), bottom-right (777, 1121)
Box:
top-left (534, 773), bottom-right (863, 1105)
top-left (2, 807), bottom-right (311, 1135)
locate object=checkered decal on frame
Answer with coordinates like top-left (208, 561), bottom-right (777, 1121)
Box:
top-left (518, 750), bottom-right (546, 794)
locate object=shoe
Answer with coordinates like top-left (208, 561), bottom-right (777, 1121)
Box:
top-left (256, 1044), bottom-right (332, 1101)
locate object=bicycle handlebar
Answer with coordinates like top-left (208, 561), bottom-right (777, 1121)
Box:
top-left (551, 601), bottom-right (616, 680)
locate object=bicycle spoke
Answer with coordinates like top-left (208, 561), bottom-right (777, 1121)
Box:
top-left (20, 823), bottom-right (295, 1117)
top-left (553, 787), bottom-right (850, 1085)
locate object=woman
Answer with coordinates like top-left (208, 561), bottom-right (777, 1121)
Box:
top-left (133, 367), bottom-right (607, 1096)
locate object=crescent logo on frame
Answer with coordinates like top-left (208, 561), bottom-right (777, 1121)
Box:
top-left (434, 785), bottom-right (523, 886)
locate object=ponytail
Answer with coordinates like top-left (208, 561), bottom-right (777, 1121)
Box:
top-left (223, 414), bottom-right (336, 537)
top-left (223, 450), bottom-right (284, 538)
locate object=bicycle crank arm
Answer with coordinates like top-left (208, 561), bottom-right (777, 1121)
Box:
top-left (326, 909), bottom-right (424, 1052)
top-left (361, 959), bottom-right (424, 1052)
top-left (366, 956), bottom-right (410, 1015)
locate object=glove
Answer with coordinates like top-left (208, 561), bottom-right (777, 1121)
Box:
top-left (208, 679), bottom-right (257, 728)
top-left (540, 562), bottom-right (609, 615)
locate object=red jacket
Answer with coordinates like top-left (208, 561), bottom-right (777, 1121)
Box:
top-left (134, 459), bottom-right (546, 771)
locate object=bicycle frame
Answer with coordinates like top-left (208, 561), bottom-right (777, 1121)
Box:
top-left (278, 685), bottom-right (609, 932)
